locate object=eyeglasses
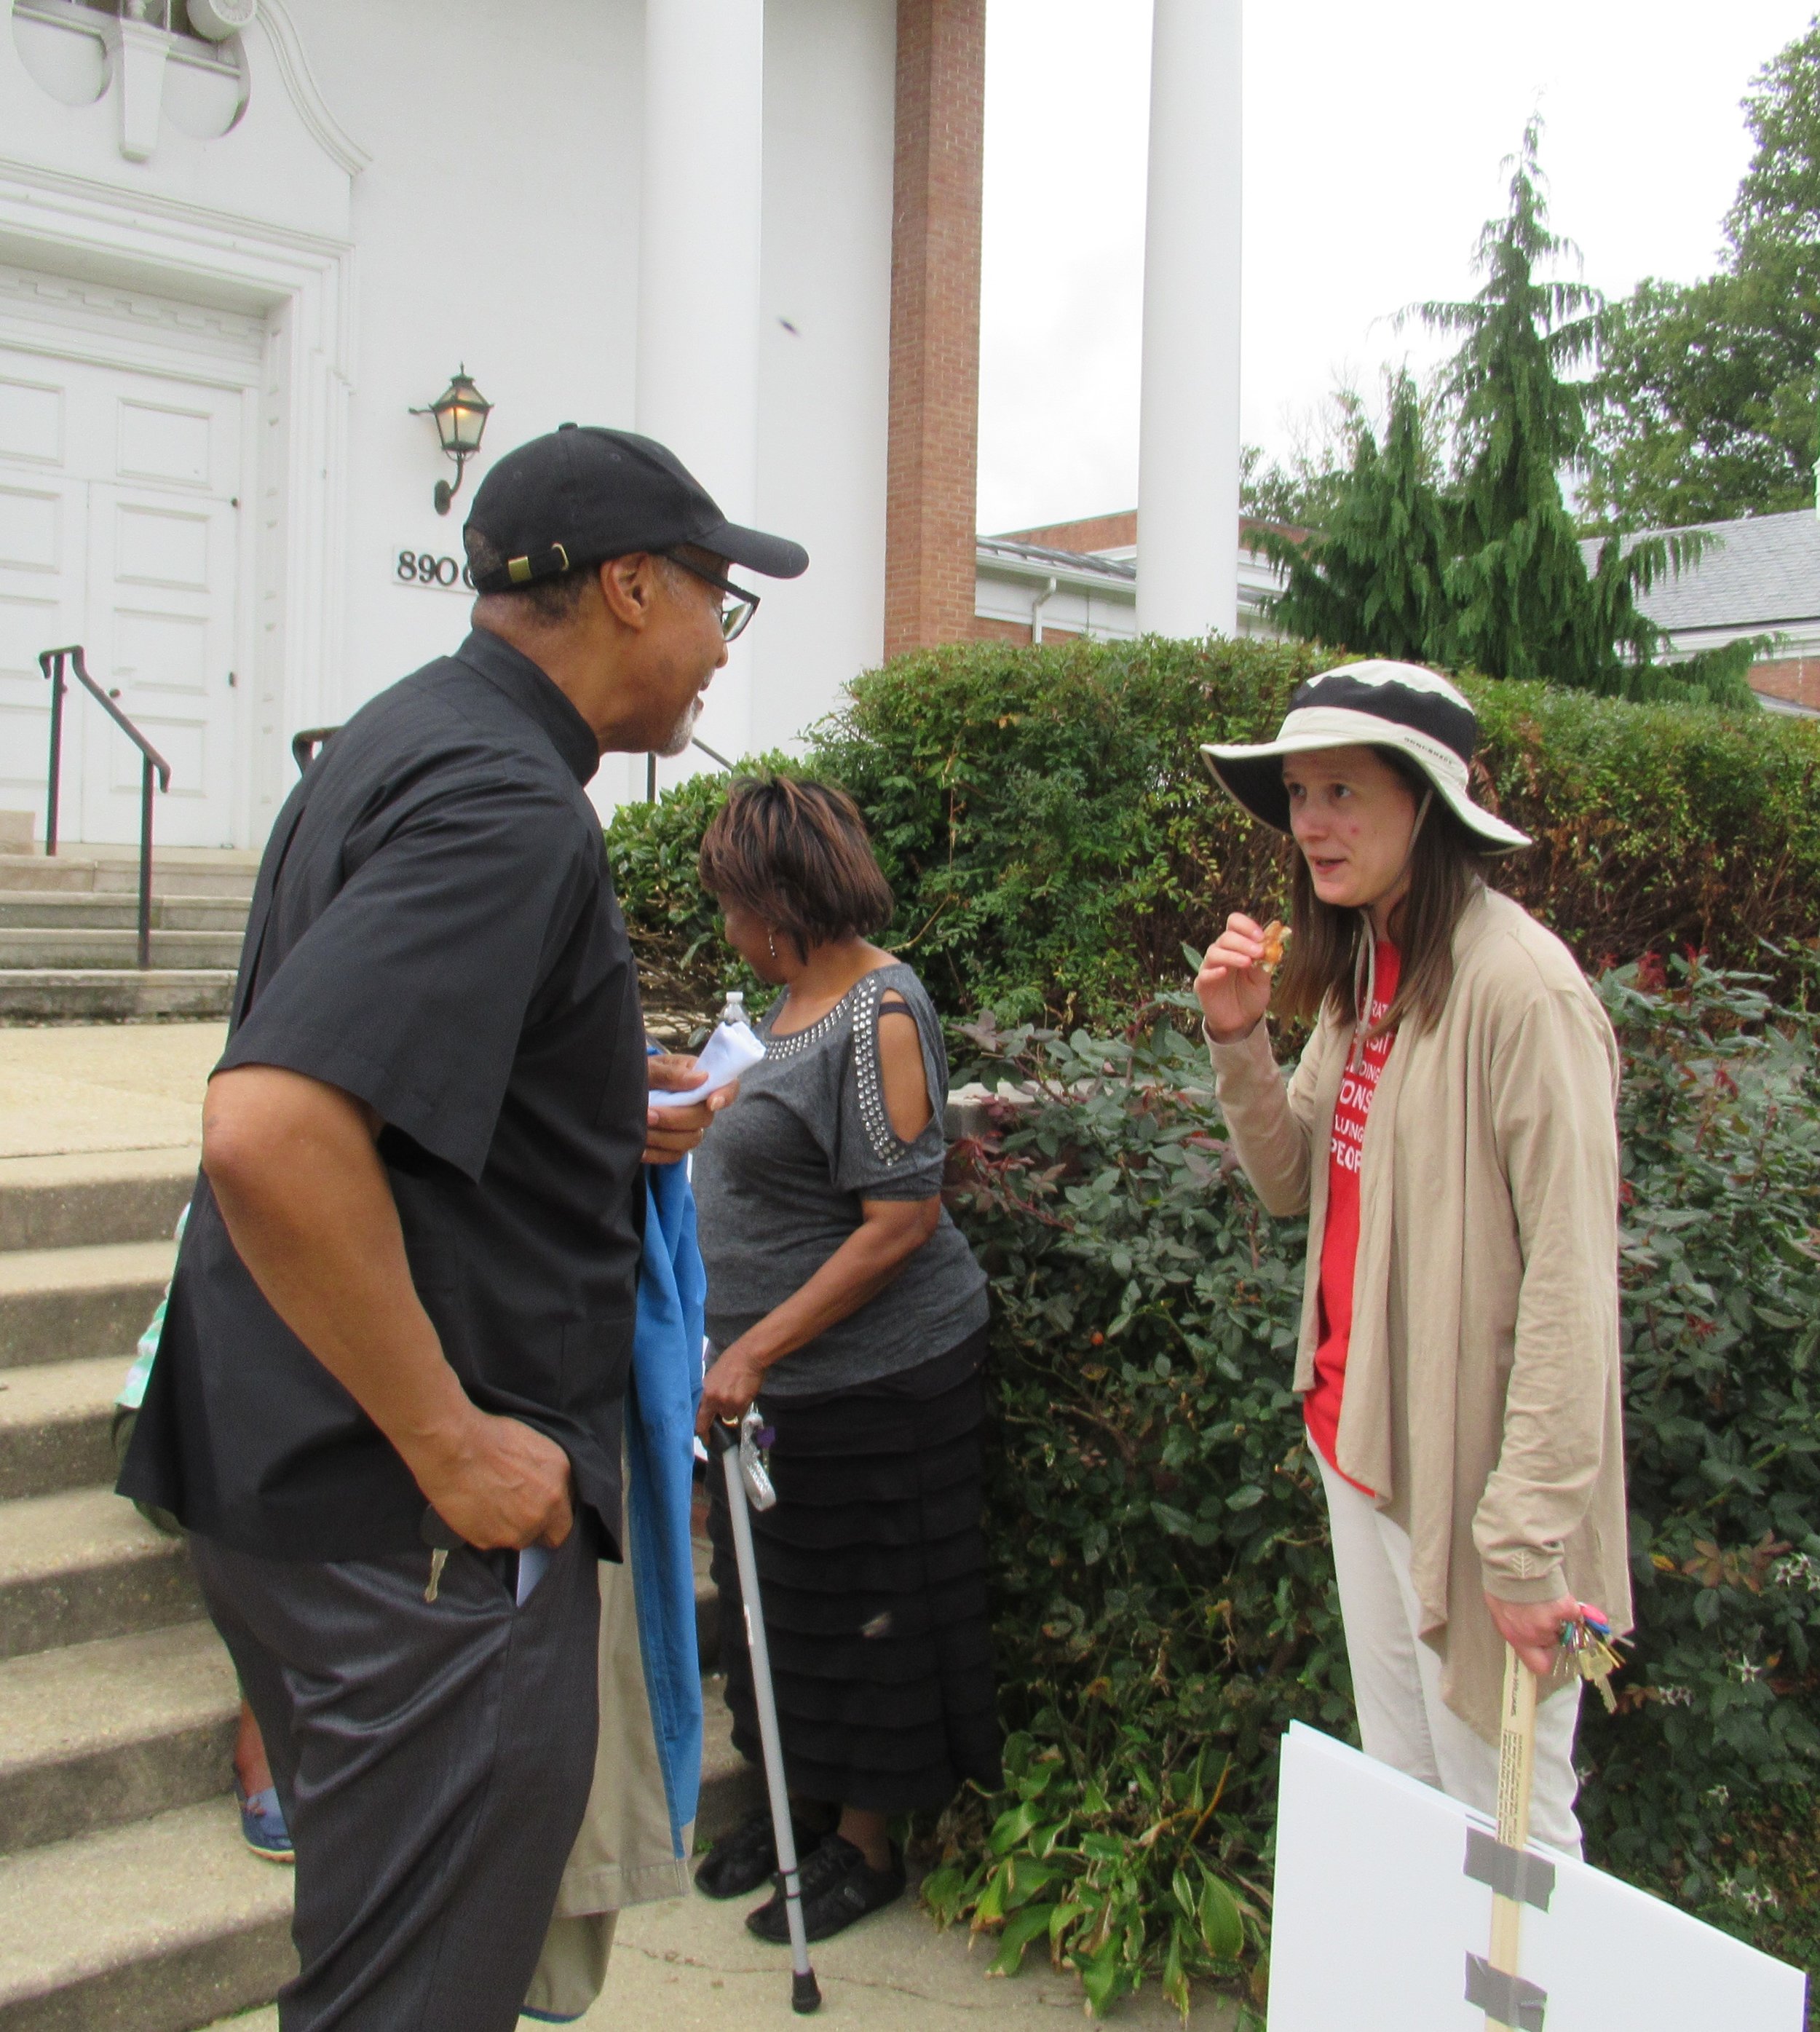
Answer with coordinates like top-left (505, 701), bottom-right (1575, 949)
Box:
top-left (662, 551), bottom-right (761, 643)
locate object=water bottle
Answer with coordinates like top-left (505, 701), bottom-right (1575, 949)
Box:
top-left (719, 988), bottom-right (747, 1029)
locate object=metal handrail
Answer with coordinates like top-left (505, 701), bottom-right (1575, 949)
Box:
top-left (292, 726), bottom-right (341, 773)
top-left (39, 646), bottom-right (172, 970)
top-left (644, 734), bottom-right (737, 802)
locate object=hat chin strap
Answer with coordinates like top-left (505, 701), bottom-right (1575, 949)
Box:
top-left (1348, 787), bottom-right (1433, 1069)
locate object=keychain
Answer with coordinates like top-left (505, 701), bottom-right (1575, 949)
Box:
top-left (1557, 1602), bottom-right (1628, 1712)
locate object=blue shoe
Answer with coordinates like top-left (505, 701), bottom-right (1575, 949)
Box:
top-left (235, 1781), bottom-right (294, 1864)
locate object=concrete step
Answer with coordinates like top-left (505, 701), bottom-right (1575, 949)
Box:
top-left (0, 1796), bottom-right (295, 2032)
top-left (0, 1622), bottom-right (237, 1857)
top-left (0, 1356), bottom-right (127, 1502)
top-left (0, 1238), bottom-right (175, 1371)
top-left (0, 1486), bottom-right (200, 1661)
top-left (0, 929), bottom-right (245, 970)
top-left (0, 895), bottom-right (250, 933)
top-left (0, 1666), bottom-right (745, 2032)
top-left (0, 851), bottom-right (260, 902)
top-left (0, 1150), bottom-right (196, 1254)
top-left (0, 970), bottom-right (235, 1024)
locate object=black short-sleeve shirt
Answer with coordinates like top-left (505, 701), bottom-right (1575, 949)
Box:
top-left (119, 630), bottom-right (649, 1561)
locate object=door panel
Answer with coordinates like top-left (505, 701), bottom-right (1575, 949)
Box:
top-left (0, 340), bottom-right (244, 847)
top-left (0, 473), bottom-right (83, 837)
top-left (84, 487), bottom-right (237, 846)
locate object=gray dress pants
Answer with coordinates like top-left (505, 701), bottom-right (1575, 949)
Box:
top-left (191, 1520), bottom-right (601, 2032)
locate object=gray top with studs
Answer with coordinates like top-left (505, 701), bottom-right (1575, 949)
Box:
top-left (690, 961), bottom-right (990, 1397)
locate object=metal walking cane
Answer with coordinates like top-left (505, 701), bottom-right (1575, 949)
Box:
top-left (712, 1407), bottom-right (821, 2015)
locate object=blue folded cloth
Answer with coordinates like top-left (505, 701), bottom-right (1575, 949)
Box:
top-left (625, 1125), bottom-right (708, 1852)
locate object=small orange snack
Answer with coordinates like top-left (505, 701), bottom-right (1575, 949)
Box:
top-left (1259, 920), bottom-right (1289, 971)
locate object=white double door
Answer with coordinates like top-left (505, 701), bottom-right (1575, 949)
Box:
top-left (0, 342), bottom-right (245, 847)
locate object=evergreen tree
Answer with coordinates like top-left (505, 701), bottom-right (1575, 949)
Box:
top-left (1418, 119), bottom-right (1654, 687)
top-left (1256, 376), bottom-right (1454, 661)
top-left (1264, 124), bottom-right (1754, 705)
top-left (1588, 19), bottom-right (1820, 526)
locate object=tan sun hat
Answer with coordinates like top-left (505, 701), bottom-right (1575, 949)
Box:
top-left (1200, 659), bottom-right (1530, 853)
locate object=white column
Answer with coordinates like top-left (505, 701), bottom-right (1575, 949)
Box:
top-left (1136, 0), bottom-right (1242, 641)
top-left (637, 0), bottom-right (765, 780)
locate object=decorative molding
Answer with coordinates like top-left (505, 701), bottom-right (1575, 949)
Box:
top-left (256, 0), bottom-right (369, 177)
top-left (0, 257), bottom-right (267, 362)
top-left (101, 15), bottom-right (167, 162)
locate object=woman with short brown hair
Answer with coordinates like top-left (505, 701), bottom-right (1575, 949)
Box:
top-left (689, 775), bottom-right (997, 1941)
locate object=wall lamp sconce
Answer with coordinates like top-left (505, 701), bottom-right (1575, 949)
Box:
top-left (411, 367), bottom-right (493, 515)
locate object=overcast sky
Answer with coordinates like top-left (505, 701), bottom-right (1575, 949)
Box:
top-left (978, 1), bottom-right (1819, 534)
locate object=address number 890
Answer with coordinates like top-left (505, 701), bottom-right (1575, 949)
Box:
top-left (396, 550), bottom-right (476, 590)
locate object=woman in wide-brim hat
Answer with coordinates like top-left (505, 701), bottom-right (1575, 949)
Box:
top-left (1193, 658), bottom-right (1631, 1851)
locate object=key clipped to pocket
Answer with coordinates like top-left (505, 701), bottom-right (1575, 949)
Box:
top-left (421, 1506), bottom-right (461, 1603)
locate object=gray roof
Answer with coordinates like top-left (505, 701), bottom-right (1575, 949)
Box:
top-left (1580, 508), bottom-right (1820, 633)
top-left (976, 534), bottom-right (1136, 583)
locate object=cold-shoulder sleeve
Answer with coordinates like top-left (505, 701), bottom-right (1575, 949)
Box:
top-left (830, 970), bottom-right (950, 1200)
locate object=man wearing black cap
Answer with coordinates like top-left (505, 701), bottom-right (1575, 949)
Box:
top-left (120, 427), bottom-right (807, 2032)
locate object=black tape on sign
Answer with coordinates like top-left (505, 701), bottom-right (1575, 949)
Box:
top-left (1465, 1953), bottom-right (1548, 2031)
top-left (1464, 1827), bottom-right (1557, 1912)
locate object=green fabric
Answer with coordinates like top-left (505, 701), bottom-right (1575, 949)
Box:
top-left (116, 1203), bottom-right (189, 1410)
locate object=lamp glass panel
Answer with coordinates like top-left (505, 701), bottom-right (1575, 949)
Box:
top-left (447, 399), bottom-right (488, 454)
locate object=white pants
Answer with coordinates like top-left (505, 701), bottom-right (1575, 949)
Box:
top-left (1315, 1451), bottom-right (1583, 1855)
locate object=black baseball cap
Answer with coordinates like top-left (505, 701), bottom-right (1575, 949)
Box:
top-left (463, 424), bottom-right (808, 592)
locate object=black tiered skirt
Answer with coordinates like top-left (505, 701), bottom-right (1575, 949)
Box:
top-left (707, 1323), bottom-right (1001, 1814)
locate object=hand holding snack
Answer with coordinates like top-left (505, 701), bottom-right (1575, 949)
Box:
top-left (1194, 912), bottom-right (1282, 1043)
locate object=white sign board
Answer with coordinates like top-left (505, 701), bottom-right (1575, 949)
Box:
top-left (1268, 1723), bottom-right (1806, 2031)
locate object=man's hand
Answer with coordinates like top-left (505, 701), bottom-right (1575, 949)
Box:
top-left (644, 1052), bottom-right (738, 1165)
top-left (1485, 1589), bottom-right (1583, 1679)
top-left (696, 1340), bottom-right (767, 1437)
top-left (411, 1407), bottom-right (574, 1550)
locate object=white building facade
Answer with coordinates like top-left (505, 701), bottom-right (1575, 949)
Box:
top-left (1, 0), bottom-right (1242, 850)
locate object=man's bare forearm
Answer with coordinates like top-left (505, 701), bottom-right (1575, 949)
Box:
top-left (202, 1065), bottom-right (473, 1479)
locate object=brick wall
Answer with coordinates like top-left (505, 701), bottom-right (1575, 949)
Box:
top-left (1751, 657), bottom-right (1820, 713)
top-left (885, 0), bottom-right (986, 658)
top-left (998, 510), bottom-right (1139, 555)
top-left (973, 616), bottom-right (1083, 646)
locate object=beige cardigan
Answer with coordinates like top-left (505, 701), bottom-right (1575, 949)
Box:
top-left (1208, 886), bottom-right (1632, 1742)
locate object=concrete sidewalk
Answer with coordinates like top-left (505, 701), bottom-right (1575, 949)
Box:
top-left (0, 1021), bottom-right (224, 1158)
top-left (215, 1873), bottom-right (1224, 2031)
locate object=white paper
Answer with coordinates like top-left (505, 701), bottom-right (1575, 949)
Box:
top-left (646, 1020), bottom-right (766, 1109)
top-left (1268, 1723), bottom-right (1805, 2031)
top-left (515, 1545), bottom-right (550, 1604)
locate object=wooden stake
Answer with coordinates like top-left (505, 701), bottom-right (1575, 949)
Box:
top-left (1486, 1642), bottom-right (1537, 2028)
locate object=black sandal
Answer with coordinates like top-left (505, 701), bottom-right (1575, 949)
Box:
top-left (744, 1833), bottom-right (906, 1942)
top-left (695, 1805), bottom-right (823, 1901)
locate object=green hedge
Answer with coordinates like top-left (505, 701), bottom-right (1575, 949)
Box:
top-left (601, 643), bottom-right (1820, 2013)
top-left (929, 959), bottom-right (1820, 2017)
top-left (606, 639), bottom-right (1820, 1026)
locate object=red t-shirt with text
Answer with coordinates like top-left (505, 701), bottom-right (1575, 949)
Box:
top-left (1305, 942), bottom-right (1400, 1495)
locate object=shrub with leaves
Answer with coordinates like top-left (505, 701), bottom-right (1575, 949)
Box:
top-left (606, 639), bottom-right (1820, 1029)
top-left (926, 1007), bottom-right (1340, 2019)
top-left (933, 957), bottom-right (1820, 2015)
top-left (1580, 952), bottom-right (1820, 1898)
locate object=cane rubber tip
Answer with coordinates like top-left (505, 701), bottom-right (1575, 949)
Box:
top-left (791, 1969), bottom-right (822, 2013)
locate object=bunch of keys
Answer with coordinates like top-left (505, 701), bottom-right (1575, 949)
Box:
top-left (1557, 1604), bottom-right (1627, 1712)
